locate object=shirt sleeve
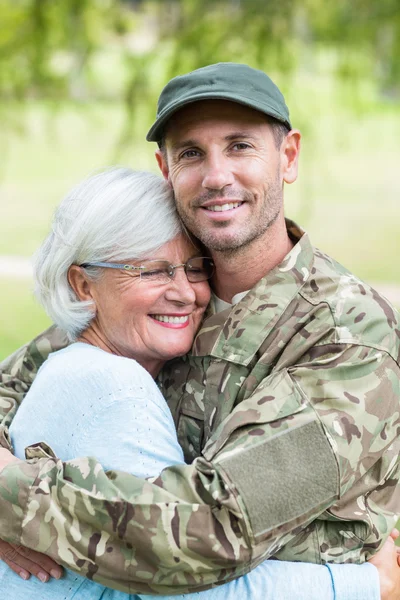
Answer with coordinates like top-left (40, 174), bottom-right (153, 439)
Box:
top-left (141, 561), bottom-right (379, 600)
top-left (327, 563), bottom-right (380, 600)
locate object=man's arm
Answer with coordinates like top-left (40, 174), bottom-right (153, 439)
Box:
top-left (0, 449), bottom-right (394, 600)
top-left (0, 333), bottom-right (254, 593)
top-left (203, 346), bottom-right (400, 564)
top-left (0, 326), bottom-right (69, 433)
top-left (0, 350), bottom-right (399, 593)
top-left (0, 335), bottom-right (399, 593)
top-left (0, 333), bottom-right (329, 593)
top-left (0, 503), bottom-right (385, 600)
top-left (0, 446), bottom-right (387, 600)
top-left (0, 342), bottom-right (30, 434)
top-left (0, 362), bottom-right (387, 600)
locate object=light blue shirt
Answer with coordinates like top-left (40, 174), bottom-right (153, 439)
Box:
top-left (1, 343), bottom-right (379, 600)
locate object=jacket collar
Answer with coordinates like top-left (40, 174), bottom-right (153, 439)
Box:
top-left (192, 220), bottom-right (314, 365)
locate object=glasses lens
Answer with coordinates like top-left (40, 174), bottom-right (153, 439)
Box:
top-left (185, 257), bottom-right (214, 282)
top-left (139, 261), bottom-right (171, 283)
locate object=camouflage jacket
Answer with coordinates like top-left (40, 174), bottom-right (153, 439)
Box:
top-left (0, 220), bottom-right (399, 595)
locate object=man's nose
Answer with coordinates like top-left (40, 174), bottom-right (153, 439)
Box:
top-left (164, 268), bottom-right (197, 304)
top-left (202, 152), bottom-right (234, 190)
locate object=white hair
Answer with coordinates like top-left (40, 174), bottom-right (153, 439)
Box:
top-left (34, 167), bottom-right (182, 340)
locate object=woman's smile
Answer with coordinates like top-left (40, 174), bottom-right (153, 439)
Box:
top-left (150, 313), bottom-right (190, 327)
top-left (79, 234), bottom-right (211, 376)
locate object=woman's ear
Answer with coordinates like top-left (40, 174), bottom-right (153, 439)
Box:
top-left (68, 266), bottom-right (94, 302)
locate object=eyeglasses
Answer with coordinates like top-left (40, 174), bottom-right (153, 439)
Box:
top-left (80, 257), bottom-right (214, 284)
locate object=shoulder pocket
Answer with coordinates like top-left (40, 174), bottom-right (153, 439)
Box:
top-left (203, 368), bottom-right (308, 458)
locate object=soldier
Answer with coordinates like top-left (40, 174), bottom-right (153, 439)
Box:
top-left (0, 63), bottom-right (400, 598)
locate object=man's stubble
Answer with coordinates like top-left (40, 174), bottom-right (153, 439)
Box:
top-left (173, 170), bottom-right (283, 256)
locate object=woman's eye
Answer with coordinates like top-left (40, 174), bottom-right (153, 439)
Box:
top-left (141, 269), bottom-right (165, 278)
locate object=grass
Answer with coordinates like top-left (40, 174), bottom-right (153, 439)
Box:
top-left (1, 99), bottom-right (400, 359)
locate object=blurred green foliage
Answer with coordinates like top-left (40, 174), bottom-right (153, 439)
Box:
top-left (0, 0), bottom-right (399, 180)
top-left (1, 0), bottom-right (399, 153)
top-left (1, 0), bottom-right (399, 181)
top-left (1, 0), bottom-right (399, 106)
top-left (0, 0), bottom-right (124, 99)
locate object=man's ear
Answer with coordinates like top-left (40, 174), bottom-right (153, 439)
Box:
top-left (281, 129), bottom-right (301, 185)
top-left (155, 149), bottom-right (170, 182)
top-left (68, 266), bottom-right (94, 302)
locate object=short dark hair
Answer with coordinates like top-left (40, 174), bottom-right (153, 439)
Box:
top-left (265, 116), bottom-right (291, 149)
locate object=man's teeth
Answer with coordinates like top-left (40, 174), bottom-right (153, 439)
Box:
top-left (206, 202), bottom-right (241, 212)
top-left (152, 315), bottom-right (189, 323)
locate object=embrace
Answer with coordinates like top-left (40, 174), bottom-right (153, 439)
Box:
top-left (0, 63), bottom-right (400, 600)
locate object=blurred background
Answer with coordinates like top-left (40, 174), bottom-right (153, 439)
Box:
top-left (1, 0), bottom-right (399, 359)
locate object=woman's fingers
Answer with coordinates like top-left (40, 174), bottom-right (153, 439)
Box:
top-left (0, 540), bottom-right (63, 581)
top-left (0, 555), bottom-right (31, 581)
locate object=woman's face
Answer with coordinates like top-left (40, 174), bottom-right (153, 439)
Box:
top-left (84, 234), bottom-right (211, 376)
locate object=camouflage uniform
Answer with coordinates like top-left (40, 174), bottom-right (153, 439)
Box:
top-left (0, 220), bottom-right (399, 595)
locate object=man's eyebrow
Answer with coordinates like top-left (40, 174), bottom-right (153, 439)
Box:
top-left (224, 131), bottom-right (260, 141)
top-left (169, 139), bottom-right (199, 152)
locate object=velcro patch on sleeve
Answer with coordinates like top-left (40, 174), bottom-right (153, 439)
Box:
top-left (218, 419), bottom-right (339, 540)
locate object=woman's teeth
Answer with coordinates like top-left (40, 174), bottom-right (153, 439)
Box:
top-left (206, 202), bottom-right (241, 212)
top-left (152, 315), bottom-right (189, 323)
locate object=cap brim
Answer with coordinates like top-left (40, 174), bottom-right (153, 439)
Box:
top-left (146, 92), bottom-right (291, 142)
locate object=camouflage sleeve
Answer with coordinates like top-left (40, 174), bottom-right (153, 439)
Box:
top-left (0, 326), bottom-right (69, 444)
top-left (0, 345), bottom-right (398, 594)
top-left (204, 344), bottom-right (400, 564)
top-left (0, 447), bottom-right (255, 594)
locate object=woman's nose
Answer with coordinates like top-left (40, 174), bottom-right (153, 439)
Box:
top-left (164, 267), bottom-right (197, 304)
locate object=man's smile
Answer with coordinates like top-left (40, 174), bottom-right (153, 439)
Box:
top-left (204, 202), bottom-right (243, 212)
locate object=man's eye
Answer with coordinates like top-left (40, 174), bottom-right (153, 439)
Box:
top-left (232, 142), bottom-right (251, 150)
top-left (180, 149), bottom-right (200, 159)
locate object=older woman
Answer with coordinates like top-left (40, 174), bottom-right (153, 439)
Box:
top-left (0, 168), bottom-right (381, 600)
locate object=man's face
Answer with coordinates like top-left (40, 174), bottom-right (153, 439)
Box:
top-left (156, 100), bottom-right (298, 253)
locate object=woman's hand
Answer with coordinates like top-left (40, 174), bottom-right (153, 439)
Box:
top-left (0, 540), bottom-right (63, 582)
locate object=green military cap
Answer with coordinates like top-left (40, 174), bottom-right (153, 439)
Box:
top-left (146, 62), bottom-right (291, 142)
